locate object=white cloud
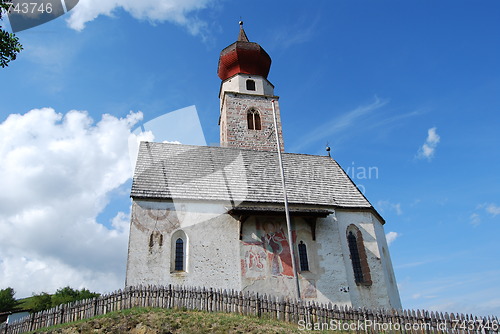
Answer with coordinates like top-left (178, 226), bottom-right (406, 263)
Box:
top-left (291, 96), bottom-right (389, 152)
top-left (385, 231), bottom-right (399, 246)
top-left (417, 127), bottom-right (440, 160)
top-left (66, 0), bottom-right (215, 36)
top-left (470, 203), bottom-right (500, 225)
top-left (486, 204), bottom-right (500, 216)
top-left (377, 200), bottom-right (403, 215)
top-left (399, 270), bottom-right (500, 316)
top-left (470, 213), bottom-right (481, 226)
top-left (0, 108), bottom-right (141, 297)
top-left (271, 13), bottom-right (320, 49)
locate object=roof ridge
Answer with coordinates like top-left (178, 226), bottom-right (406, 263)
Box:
top-left (140, 141), bottom-right (334, 159)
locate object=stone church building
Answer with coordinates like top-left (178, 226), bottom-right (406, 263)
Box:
top-left (125, 24), bottom-right (402, 310)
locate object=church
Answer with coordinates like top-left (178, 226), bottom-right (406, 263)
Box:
top-left (125, 23), bottom-right (402, 310)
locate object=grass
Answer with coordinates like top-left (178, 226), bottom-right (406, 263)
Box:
top-left (26, 307), bottom-right (336, 333)
top-left (15, 296), bottom-right (39, 311)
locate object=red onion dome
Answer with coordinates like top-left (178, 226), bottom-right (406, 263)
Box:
top-left (217, 22), bottom-right (272, 81)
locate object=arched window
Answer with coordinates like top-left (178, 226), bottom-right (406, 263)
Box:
top-left (171, 230), bottom-right (187, 272)
top-left (298, 241), bottom-right (309, 271)
top-left (347, 227), bottom-right (372, 285)
top-left (347, 231), bottom-right (363, 283)
top-left (174, 238), bottom-right (184, 271)
top-left (246, 79), bottom-right (256, 91)
top-left (247, 109), bottom-right (261, 130)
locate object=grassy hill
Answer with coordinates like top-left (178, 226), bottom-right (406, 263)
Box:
top-left (28, 307), bottom-right (322, 334)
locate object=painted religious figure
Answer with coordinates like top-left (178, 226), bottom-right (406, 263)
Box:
top-left (259, 219), bottom-right (294, 277)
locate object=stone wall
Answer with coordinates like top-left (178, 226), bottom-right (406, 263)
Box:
top-left (220, 92), bottom-right (284, 152)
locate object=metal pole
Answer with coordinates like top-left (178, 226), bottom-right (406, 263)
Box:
top-left (271, 100), bottom-right (301, 301)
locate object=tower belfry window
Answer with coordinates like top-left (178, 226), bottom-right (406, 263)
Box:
top-left (247, 109), bottom-right (261, 130)
top-left (246, 79), bottom-right (256, 91)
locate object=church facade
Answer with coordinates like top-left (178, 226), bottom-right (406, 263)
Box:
top-left (125, 24), bottom-right (402, 310)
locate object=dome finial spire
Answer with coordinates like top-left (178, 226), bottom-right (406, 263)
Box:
top-left (237, 20), bottom-right (249, 42)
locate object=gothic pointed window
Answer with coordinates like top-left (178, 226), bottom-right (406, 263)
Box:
top-left (347, 227), bottom-right (372, 285)
top-left (247, 109), bottom-right (261, 130)
top-left (298, 241), bottom-right (309, 271)
top-left (174, 238), bottom-right (184, 271)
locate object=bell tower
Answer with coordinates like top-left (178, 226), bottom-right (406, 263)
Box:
top-left (218, 22), bottom-right (284, 152)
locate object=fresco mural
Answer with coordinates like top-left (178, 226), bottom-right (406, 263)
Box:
top-left (241, 217), bottom-right (296, 278)
top-left (240, 216), bottom-right (318, 298)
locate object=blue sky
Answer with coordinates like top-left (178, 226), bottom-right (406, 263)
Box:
top-left (1, 0), bottom-right (499, 316)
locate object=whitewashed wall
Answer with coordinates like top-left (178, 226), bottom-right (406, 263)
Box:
top-left (126, 200), bottom-right (401, 309)
top-left (126, 200), bottom-right (242, 291)
top-left (336, 210), bottom-right (402, 310)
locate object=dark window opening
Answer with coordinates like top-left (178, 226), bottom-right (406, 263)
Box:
top-left (247, 112), bottom-right (254, 130)
top-left (246, 79), bottom-right (256, 91)
top-left (298, 241), bottom-right (309, 271)
top-left (347, 231), bottom-right (364, 283)
top-left (174, 238), bottom-right (184, 271)
top-left (247, 109), bottom-right (261, 130)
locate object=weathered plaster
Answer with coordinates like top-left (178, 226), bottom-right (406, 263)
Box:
top-left (126, 202), bottom-right (401, 310)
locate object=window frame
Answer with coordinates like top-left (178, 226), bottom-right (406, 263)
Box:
top-left (171, 230), bottom-right (188, 273)
top-left (246, 79), bottom-right (256, 91)
top-left (247, 108), bottom-right (261, 130)
top-left (346, 226), bottom-right (372, 286)
top-left (174, 238), bottom-right (184, 271)
top-left (298, 240), bottom-right (310, 272)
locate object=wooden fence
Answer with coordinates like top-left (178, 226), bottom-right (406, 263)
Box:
top-left (2, 285), bottom-right (499, 333)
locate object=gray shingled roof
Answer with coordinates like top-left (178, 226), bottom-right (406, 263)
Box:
top-left (131, 142), bottom-right (373, 209)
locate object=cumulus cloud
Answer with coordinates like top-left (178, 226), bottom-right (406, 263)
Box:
top-left (386, 231), bottom-right (399, 246)
top-left (0, 108), bottom-right (142, 297)
top-left (417, 127), bottom-right (440, 160)
top-left (66, 0), bottom-right (215, 35)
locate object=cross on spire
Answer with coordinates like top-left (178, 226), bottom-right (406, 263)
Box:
top-left (238, 20), bottom-right (249, 42)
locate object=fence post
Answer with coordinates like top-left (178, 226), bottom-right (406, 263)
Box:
top-left (256, 294), bottom-right (261, 318)
top-left (29, 312), bottom-right (35, 332)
